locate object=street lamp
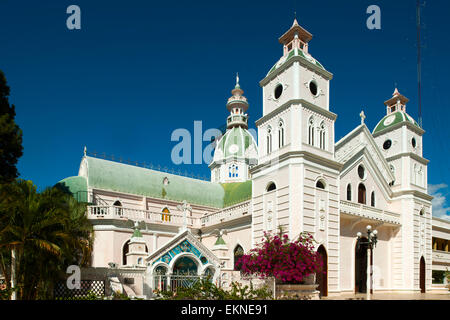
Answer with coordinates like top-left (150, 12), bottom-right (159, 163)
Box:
top-left (356, 225), bottom-right (378, 300)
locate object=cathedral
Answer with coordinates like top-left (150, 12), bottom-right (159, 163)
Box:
top-left (57, 19), bottom-right (449, 298)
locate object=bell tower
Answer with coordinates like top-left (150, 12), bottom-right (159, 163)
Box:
top-left (250, 19), bottom-right (341, 294)
top-left (372, 88), bottom-right (432, 292)
top-left (372, 88), bottom-right (427, 192)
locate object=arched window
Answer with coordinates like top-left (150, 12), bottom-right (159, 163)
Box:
top-left (308, 117), bottom-right (315, 146)
top-left (267, 126), bottom-right (273, 154)
top-left (122, 240), bottom-right (130, 266)
top-left (234, 245), bottom-right (244, 271)
top-left (113, 200), bottom-right (123, 216)
top-left (319, 121), bottom-right (326, 150)
top-left (266, 182), bottom-right (277, 192)
top-left (358, 184), bottom-right (367, 205)
top-left (347, 184), bottom-right (352, 201)
top-left (228, 164), bottom-right (238, 178)
top-left (278, 120), bottom-right (285, 148)
top-left (162, 207), bottom-right (171, 222)
top-left (371, 191), bottom-right (375, 207)
top-left (316, 180), bottom-right (326, 190)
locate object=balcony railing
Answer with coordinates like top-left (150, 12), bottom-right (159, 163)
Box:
top-left (340, 200), bottom-right (401, 225)
top-left (200, 201), bottom-right (251, 226)
top-left (87, 203), bottom-right (251, 228)
top-left (87, 205), bottom-right (200, 227)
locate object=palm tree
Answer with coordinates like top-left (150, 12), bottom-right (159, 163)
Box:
top-left (0, 179), bottom-right (93, 299)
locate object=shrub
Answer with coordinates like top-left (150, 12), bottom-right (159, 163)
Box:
top-left (237, 230), bottom-right (324, 284)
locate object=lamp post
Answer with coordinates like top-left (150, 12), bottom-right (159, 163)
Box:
top-left (357, 225), bottom-right (378, 300)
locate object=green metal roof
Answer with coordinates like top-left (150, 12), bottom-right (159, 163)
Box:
top-left (57, 156), bottom-right (253, 209)
top-left (267, 48), bottom-right (325, 76)
top-left (132, 228), bottom-right (143, 238)
top-left (373, 111), bottom-right (420, 135)
top-left (221, 180), bottom-right (252, 207)
top-left (214, 236), bottom-right (226, 246)
top-left (55, 176), bottom-right (88, 202)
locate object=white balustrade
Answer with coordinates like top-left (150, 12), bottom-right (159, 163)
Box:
top-left (87, 205), bottom-right (200, 226)
top-left (201, 201), bottom-right (251, 226)
top-left (340, 200), bottom-right (401, 225)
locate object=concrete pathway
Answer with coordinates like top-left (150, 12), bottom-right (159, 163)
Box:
top-left (322, 291), bottom-right (450, 300)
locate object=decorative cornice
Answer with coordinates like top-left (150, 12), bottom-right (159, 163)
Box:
top-left (392, 189), bottom-right (433, 201)
top-left (260, 55), bottom-right (333, 86)
top-left (255, 99), bottom-right (337, 127)
top-left (385, 152), bottom-right (430, 165)
top-left (372, 120), bottom-right (425, 137)
top-left (251, 150), bottom-right (342, 175)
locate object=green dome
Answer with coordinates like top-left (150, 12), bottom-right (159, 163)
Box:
top-left (216, 127), bottom-right (257, 159)
top-left (267, 48), bottom-right (325, 76)
top-left (373, 111), bottom-right (420, 135)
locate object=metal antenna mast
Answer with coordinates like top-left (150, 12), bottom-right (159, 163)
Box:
top-left (416, 0), bottom-right (423, 128)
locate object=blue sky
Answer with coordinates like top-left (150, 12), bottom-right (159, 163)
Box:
top-left (0, 0), bottom-right (448, 219)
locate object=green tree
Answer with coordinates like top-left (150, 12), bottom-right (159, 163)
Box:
top-left (0, 70), bottom-right (23, 184)
top-left (0, 180), bottom-right (93, 299)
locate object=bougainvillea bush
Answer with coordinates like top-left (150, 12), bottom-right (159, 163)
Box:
top-left (237, 231), bottom-right (324, 284)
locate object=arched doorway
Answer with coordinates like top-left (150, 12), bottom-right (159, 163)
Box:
top-left (316, 245), bottom-right (328, 297)
top-left (355, 237), bottom-right (368, 293)
top-left (420, 257), bottom-right (426, 293)
top-left (173, 256), bottom-right (198, 275)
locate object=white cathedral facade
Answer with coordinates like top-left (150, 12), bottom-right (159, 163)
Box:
top-left (57, 19), bottom-right (449, 298)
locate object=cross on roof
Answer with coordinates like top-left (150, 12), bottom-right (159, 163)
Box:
top-left (360, 110), bottom-right (366, 125)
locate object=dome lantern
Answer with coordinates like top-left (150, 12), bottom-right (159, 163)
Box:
top-left (226, 73), bottom-right (249, 129)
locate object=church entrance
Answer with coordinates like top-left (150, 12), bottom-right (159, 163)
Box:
top-left (316, 245), bottom-right (328, 297)
top-left (420, 257), bottom-right (426, 293)
top-left (173, 256), bottom-right (198, 275)
top-left (355, 237), bottom-right (368, 293)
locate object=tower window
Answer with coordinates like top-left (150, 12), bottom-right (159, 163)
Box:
top-left (412, 137), bottom-right (417, 148)
top-left (267, 127), bottom-right (273, 154)
top-left (309, 80), bottom-right (318, 96)
top-left (319, 122), bottom-right (326, 150)
top-left (266, 182), bottom-right (276, 192)
top-left (347, 184), bottom-right (352, 201)
top-left (308, 117), bottom-right (315, 146)
top-left (278, 120), bottom-right (285, 148)
top-left (358, 184), bottom-right (367, 205)
top-left (316, 180), bottom-right (326, 190)
top-left (358, 165), bottom-right (366, 180)
top-left (274, 84), bottom-right (283, 100)
top-left (383, 140), bottom-right (392, 150)
top-left (371, 191), bottom-right (375, 207)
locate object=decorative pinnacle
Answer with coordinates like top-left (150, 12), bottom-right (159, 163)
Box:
top-left (84, 146), bottom-right (87, 156)
top-left (235, 72), bottom-right (240, 88)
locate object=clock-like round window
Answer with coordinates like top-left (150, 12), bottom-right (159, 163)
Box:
top-left (274, 84), bottom-right (283, 99)
top-left (412, 137), bottom-right (416, 148)
top-left (309, 81), bottom-right (318, 96)
top-left (383, 139), bottom-right (392, 150)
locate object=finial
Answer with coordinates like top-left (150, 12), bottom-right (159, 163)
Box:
top-left (236, 72), bottom-right (240, 86)
top-left (360, 110), bottom-right (366, 125)
top-left (84, 146), bottom-right (87, 156)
